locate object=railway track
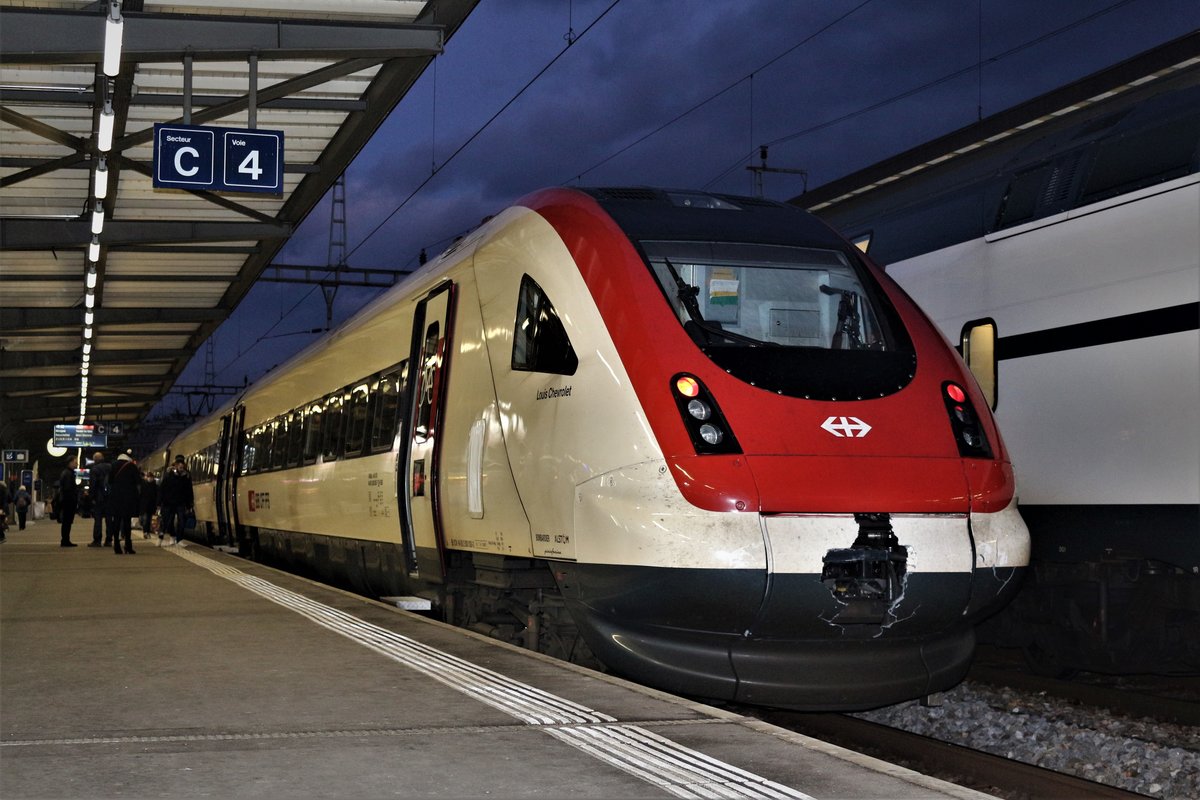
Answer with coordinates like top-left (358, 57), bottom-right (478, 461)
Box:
top-left (967, 664), bottom-right (1200, 727)
top-left (745, 709), bottom-right (1143, 800)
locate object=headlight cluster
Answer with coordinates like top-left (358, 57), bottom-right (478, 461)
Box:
top-left (942, 381), bottom-right (993, 458)
top-left (672, 374), bottom-right (740, 454)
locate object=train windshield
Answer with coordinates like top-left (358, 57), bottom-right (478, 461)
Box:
top-left (640, 240), bottom-right (916, 399)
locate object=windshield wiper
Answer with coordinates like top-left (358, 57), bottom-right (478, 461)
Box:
top-left (662, 258), bottom-right (771, 347)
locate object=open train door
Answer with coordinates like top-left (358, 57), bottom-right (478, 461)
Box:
top-left (215, 405), bottom-right (245, 549)
top-left (400, 281), bottom-right (456, 580)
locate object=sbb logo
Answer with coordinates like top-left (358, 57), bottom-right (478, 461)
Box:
top-left (821, 416), bottom-right (872, 438)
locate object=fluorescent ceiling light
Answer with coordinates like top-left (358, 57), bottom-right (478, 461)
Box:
top-left (86, 269), bottom-right (97, 289)
top-left (84, 310), bottom-right (94, 325)
top-left (88, 236), bottom-right (100, 262)
top-left (103, 3), bottom-right (124, 77)
top-left (91, 203), bottom-right (105, 235)
top-left (94, 159), bottom-right (108, 199)
top-left (97, 101), bottom-right (114, 152)
top-left (85, 290), bottom-right (95, 309)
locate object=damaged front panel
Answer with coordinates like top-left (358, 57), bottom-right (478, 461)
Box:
top-left (754, 513), bottom-right (975, 639)
top-left (821, 513), bottom-right (909, 624)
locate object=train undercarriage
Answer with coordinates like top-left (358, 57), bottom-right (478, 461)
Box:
top-left (980, 556), bottom-right (1200, 676)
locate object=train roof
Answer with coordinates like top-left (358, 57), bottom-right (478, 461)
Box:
top-left (575, 187), bottom-right (850, 251)
top-left (795, 32), bottom-right (1200, 264)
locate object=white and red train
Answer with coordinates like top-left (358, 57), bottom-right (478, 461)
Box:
top-left (149, 186), bottom-right (1029, 710)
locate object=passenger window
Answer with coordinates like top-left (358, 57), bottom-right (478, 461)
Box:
top-left (303, 402), bottom-right (323, 465)
top-left (322, 393), bottom-right (344, 461)
top-left (255, 426), bottom-right (270, 472)
top-left (511, 275), bottom-right (578, 375)
top-left (271, 417), bottom-right (288, 470)
top-left (371, 366), bottom-right (405, 452)
top-left (344, 383), bottom-right (371, 457)
top-left (1081, 117), bottom-right (1200, 204)
top-left (960, 319), bottom-right (997, 410)
top-left (243, 427), bottom-right (260, 474)
top-left (415, 322), bottom-right (441, 441)
top-left (287, 410), bottom-right (304, 466)
top-left (241, 430), bottom-right (254, 474)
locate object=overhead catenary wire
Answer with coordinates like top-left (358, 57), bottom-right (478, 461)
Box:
top-left (343, 0), bottom-right (624, 265)
top-left (703, 0), bottom-right (1141, 190)
top-left (565, 0), bottom-right (875, 186)
top-left (208, 0), bottom-right (623, 380)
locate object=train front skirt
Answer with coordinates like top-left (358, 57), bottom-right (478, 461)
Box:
top-left (554, 510), bottom-right (1027, 711)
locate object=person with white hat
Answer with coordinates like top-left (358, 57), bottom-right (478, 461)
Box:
top-left (108, 452), bottom-right (141, 554)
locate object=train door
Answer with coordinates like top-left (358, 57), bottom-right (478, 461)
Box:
top-left (400, 281), bottom-right (456, 579)
top-left (219, 405), bottom-right (245, 550)
top-left (215, 413), bottom-right (233, 543)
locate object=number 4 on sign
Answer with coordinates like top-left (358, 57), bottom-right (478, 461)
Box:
top-left (239, 150), bottom-right (262, 181)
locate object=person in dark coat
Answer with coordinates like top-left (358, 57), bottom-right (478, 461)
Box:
top-left (159, 455), bottom-right (194, 545)
top-left (87, 451), bottom-right (111, 547)
top-left (13, 485), bottom-right (32, 530)
top-left (58, 456), bottom-right (79, 547)
top-left (107, 453), bottom-right (140, 554)
top-left (139, 472), bottom-right (158, 540)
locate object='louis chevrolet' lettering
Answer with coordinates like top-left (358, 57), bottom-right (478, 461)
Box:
top-left (536, 385), bottom-right (572, 401)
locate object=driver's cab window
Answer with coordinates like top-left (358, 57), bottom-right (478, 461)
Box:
top-left (642, 240), bottom-right (892, 351)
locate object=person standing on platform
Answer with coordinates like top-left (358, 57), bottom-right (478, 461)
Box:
top-left (108, 453), bottom-right (140, 555)
top-left (58, 456), bottom-right (79, 547)
top-left (87, 451), bottom-right (111, 548)
top-left (139, 471), bottom-right (158, 539)
top-left (14, 485), bottom-right (32, 530)
top-left (159, 455), bottom-right (193, 546)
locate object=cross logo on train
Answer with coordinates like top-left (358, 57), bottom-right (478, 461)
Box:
top-left (821, 416), bottom-right (872, 438)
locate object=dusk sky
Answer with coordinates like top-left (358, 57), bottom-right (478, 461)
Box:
top-left (153, 0), bottom-right (1199, 421)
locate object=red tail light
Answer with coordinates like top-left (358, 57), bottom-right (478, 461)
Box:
top-left (942, 381), bottom-right (993, 458)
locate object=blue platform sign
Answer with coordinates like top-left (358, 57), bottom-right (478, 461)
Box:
top-left (153, 123), bottom-right (284, 195)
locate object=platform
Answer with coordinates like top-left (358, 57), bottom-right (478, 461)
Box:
top-left (1, 519), bottom-right (993, 799)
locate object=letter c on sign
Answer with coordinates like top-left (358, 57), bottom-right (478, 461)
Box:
top-left (174, 146), bottom-right (200, 177)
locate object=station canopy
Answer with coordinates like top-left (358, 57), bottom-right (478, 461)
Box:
top-left (1, 0), bottom-right (478, 451)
